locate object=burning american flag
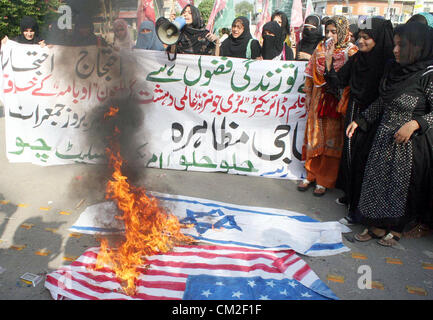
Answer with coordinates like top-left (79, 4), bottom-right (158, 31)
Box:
top-left (45, 244), bottom-right (337, 300)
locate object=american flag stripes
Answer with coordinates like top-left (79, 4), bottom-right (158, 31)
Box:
top-left (45, 244), bottom-right (337, 300)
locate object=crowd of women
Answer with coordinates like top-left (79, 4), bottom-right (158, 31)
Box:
top-left (298, 12), bottom-right (433, 247)
top-left (0, 6), bottom-right (310, 60)
top-left (1, 7), bottom-right (433, 248)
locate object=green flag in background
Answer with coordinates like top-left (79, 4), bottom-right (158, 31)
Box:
top-left (212, 0), bottom-right (236, 33)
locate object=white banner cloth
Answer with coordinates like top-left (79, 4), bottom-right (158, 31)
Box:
top-left (1, 42), bottom-right (307, 180)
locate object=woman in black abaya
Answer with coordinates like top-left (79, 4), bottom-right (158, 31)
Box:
top-left (296, 14), bottom-right (323, 61)
top-left (324, 17), bottom-right (394, 226)
top-left (220, 16), bottom-right (261, 59)
top-left (261, 21), bottom-right (293, 60)
top-left (1, 16), bottom-right (44, 46)
top-left (170, 5), bottom-right (219, 55)
top-left (271, 11), bottom-right (291, 46)
top-left (14, 16), bottom-right (43, 44)
top-left (346, 22), bottom-right (433, 246)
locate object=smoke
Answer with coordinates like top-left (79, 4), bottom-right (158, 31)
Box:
top-left (66, 59), bottom-right (148, 202)
top-left (64, 0), bottom-right (101, 18)
top-left (57, 4), bottom-right (150, 201)
top-left (86, 95), bottom-right (146, 177)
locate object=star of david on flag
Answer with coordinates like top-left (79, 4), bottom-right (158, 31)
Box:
top-left (69, 192), bottom-right (351, 257)
top-left (180, 209), bottom-right (242, 234)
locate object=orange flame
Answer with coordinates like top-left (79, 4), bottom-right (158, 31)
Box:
top-left (104, 106), bottom-right (119, 119)
top-left (95, 106), bottom-right (194, 296)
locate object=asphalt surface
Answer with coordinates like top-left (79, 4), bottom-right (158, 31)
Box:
top-left (0, 109), bottom-right (433, 301)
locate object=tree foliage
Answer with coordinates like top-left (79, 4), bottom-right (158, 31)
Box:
top-left (0, 0), bottom-right (62, 38)
top-left (197, 0), bottom-right (215, 25)
top-left (235, 1), bottom-right (253, 18)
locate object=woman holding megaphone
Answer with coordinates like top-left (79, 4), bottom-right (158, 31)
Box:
top-left (167, 4), bottom-right (220, 56)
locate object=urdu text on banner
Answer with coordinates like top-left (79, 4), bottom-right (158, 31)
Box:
top-left (0, 41), bottom-right (307, 180)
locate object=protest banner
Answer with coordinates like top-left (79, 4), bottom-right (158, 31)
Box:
top-left (1, 41), bottom-right (307, 180)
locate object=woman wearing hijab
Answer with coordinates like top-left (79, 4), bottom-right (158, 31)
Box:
top-left (296, 14), bottom-right (323, 61)
top-left (407, 12), bottom-right (433, 28)
top-left (297, 16), bottom-right (358, 196)
top-left (323, 17), bottom-right (394, 225)
top-left (2, 16), bottom-right (44, 47)
top-left (5, 16), bottom-right (44, 46)
top-left (113, 19), bottom-right (134, 50)
top-left (261, 21), bottom-right (294, 60)
top-left (346, 22), bottom-right (433, 246)
top-left (220, 16), bottom-right (261, 59)
top-left (169, 4), bottom-right (219, 55)
top-left (135, 20), bottom-right (164, 50)
top-left (271, 11), bottom-right (291, 46)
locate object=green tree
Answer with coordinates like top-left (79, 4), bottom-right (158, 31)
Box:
top-left (0, 0), bottom-right (62, 39)
top-left (235, 1), bottom-right (253, 18)
top-left (197, 0), bottom-right (215, 25)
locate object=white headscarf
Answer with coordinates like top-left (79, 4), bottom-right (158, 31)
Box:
top-left (113, 19), bottom-right (134, 49)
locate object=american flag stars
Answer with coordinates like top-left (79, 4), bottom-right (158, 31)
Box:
top-left (45, 245), bottom-right (338, 300)
top-left (247, 280), bottom-right (256, 288)
top-left (266, 280), bottom-right (275, 288)
top-left (201, 289), bottom-right (212, 298)
top-left (185, 276), bottom-right (328, 300)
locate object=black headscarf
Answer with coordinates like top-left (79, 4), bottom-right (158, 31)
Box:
top-left (297, 14), bottom-right (323, 55)
top-left (380, 22), bottom-right (433, 103)
top-left (349, 17), bottom-right (395, 108)
top-left (271, 11), bottom-right (290, 40)
top-left (176, 5), bottom-right (215, 55)
top-left (406, 12), bottom-right (433, 28)
top-left (261, 21), bottom-right (284, 60)
top-left (220, 17), bottom-right (253, 58)
top-left (14, 16), bottom-right (42, 44)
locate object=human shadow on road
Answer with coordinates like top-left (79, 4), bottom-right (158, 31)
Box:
top-left (0, 192), bottom-right (18, 241)
top-left (0, 216), bottom-right (65, 299)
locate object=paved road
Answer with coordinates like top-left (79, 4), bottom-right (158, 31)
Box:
top-left (0, 114), bottom-right (432, 300)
